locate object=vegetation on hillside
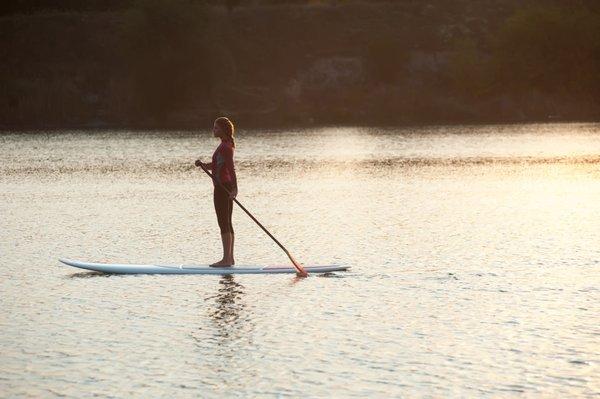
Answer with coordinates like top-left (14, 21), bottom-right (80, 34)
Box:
top-left (1, 0), bottom-right (599, 128)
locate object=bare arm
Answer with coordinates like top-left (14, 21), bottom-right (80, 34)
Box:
top-left (223, 145), bottom-right (238, 198)
top-left (225, 150), bottom-right (237, 188)
top-left (195, 159), bottom-right (213, 170)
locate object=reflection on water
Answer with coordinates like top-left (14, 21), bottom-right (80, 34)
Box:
top-left (1, 124), bottom-right (599, 397)
top-left (192, 275), bottom-right (258, 386)
top-left (205, 275), bottom-right (248, 340)
top-left (67, 271), bottom-right (112, 279)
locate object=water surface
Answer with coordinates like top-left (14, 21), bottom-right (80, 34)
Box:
top-left (1, 123), bottom-right (599, 397)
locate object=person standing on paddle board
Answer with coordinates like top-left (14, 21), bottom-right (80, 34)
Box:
top-left (195, 117), bottom-right (238, 267)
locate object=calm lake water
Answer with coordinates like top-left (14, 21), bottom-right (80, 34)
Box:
top-left (1, 123), bottom-right (599, 397)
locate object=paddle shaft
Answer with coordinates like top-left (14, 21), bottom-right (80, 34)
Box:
top-left (198, 163), bottom-right (307, 276)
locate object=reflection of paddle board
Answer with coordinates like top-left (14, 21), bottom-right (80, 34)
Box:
top-left (59, 258), bottom-right (348, 275)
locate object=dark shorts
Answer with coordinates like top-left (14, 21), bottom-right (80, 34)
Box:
top-left (214, 183), bottom-right (234, 234)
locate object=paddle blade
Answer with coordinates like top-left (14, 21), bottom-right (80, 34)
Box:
top-left (289, 254), bottom-right (308, 277)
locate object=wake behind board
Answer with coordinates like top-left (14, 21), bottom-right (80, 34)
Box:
top-left (59, 258), bottom-right (348, 275)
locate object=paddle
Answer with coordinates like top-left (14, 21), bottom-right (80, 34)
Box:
top-left (197, 162), bottom-right (309, 277)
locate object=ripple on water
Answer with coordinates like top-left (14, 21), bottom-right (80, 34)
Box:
top-left (2, 124), bottom-right (600, 397)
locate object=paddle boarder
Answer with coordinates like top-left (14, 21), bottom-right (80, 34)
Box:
top-left (195, 117), bottom-right (238, 267)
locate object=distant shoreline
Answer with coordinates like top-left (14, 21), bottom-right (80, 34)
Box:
top-left (2, 118), bottom-right (598, 134)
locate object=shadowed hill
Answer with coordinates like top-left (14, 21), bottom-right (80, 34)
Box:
top-left (1, 0), bottom-right (599, 129)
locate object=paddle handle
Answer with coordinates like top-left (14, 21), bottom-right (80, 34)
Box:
top-left (197, 162), bottom-right (308, 277)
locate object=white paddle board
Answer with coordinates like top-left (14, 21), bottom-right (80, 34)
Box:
top-left (60, 258), bottom-right (348, 275)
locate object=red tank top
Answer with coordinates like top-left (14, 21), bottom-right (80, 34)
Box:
top-left (212, 141), bottom-right (235, 184)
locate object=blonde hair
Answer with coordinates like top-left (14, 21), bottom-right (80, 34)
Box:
top-left (215, 117), bottom-right (235, 148)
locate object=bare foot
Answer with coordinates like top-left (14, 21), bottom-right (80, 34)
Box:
top-left (210, 259), bottom-right (233, 267)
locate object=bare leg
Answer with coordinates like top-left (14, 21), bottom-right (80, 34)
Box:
top-left (230, 232), bottom-right (235, 265)
top-left (211, 233), bottom-right (233, 267)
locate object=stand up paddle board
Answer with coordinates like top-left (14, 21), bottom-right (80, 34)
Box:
top-left (59, 258), bottom-right (348, 275)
